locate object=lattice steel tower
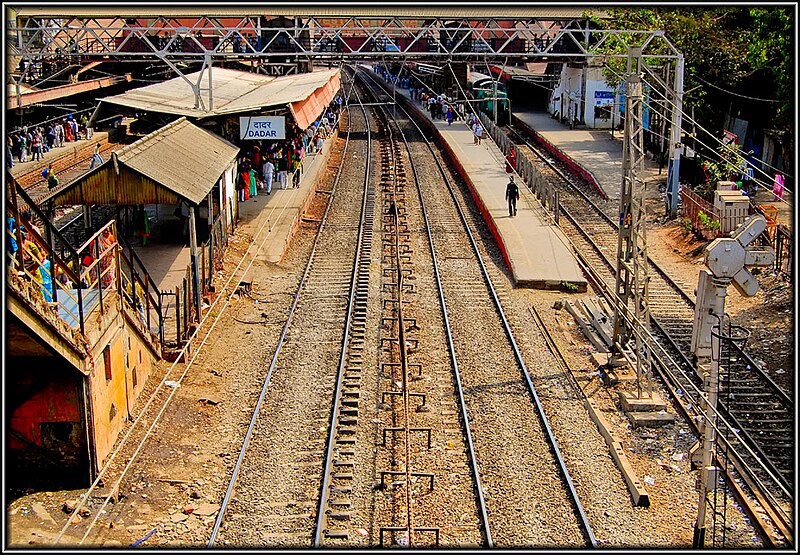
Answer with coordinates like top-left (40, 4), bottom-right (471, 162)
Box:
top-left (612, 47), bottom-right (651, 397)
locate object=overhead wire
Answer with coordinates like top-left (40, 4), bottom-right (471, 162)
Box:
top-left (602, 61), bottom-right (793, 208)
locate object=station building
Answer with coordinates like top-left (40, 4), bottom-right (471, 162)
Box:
top-left (7, 66), bottom-right (341, 488)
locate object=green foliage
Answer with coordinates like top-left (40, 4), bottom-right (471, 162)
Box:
top-left (698, 211), bottom-right (720, 232)
top-left (747, 8), bottom-right (793, 125)
top-left (681, 217), bottom-right (693, 235)
top-left (701, 142), bottom-right (748, 185)
top-left (561, 281), bottom-right (579, 292)
top-left (592, 7), bottom-right (793, 137)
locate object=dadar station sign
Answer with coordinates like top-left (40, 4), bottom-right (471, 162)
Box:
top-left (240, 116), bottom-right (285, 140)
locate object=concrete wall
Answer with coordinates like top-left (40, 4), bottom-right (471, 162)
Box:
top-left (550, 64), bottom-right (617, 129)
top-left (7, 359), bottom-right (87, 487)
top-left (88, 303), bottom-right (159, 470)
top-left (88, 330), bottom-right (128, 467)
top-left (583, 66), bottom-right (616, 129)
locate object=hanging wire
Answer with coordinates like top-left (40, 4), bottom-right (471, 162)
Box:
top-left (601, 62), bottom-right (793, 210)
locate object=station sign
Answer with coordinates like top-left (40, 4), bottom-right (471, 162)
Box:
top-left (240, 116), bottom-right (285, 140)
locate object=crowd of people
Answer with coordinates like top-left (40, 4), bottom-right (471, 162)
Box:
top-left (235, 97), bottom-right (343, 202)
top-left (7, 113), bottom-right (93, 168)
top-left (7, 207), bottom-right (119, 310)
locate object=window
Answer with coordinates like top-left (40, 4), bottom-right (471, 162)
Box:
top-left (103, 346), bottom-right (112, 381)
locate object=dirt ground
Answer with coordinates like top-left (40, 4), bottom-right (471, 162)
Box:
top-left (5, 139), bottom-right (793, 548)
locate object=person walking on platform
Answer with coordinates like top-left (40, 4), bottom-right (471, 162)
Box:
top-left (262, 157), bottom-right (274, 194)
top-left (505, 147), bottom-right (517, 173)
top-left (473, 121), bottom-right (483, 145)
top-left (505, 176), bottom-right (520, 217)
top-left (276, 150), bottom-right (288, 190)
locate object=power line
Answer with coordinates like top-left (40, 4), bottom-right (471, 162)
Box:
top-left (691, 73), bottom-right (783, 103)
top-left (603, 62), bottom-right (793, 185)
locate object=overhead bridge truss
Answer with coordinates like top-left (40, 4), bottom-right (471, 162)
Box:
top-left (8, 14), bottom-right (685, 219)
top-left (10, 15), bottom-right (680, 64)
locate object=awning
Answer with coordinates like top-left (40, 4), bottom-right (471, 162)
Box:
top-left (7, 74), bottom-right (132, 110)
top-left (289, 71), bottom-right (341, 130)
top-left (96, 67), bottom-right (340, 123)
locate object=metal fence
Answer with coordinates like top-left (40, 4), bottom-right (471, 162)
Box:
top-left (162, 206), bottom-right (232, 349)
top-left (479, 112), bottom-right (560, 218)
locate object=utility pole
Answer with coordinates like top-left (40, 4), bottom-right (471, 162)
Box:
top-left (611, 47), bottom-right (651, 399)
top-left (691, 215), bottom-right (774, 548)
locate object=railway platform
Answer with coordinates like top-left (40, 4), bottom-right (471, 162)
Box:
top-left (133, 130), bottom-right (336, 295)
top-left (388, 79), bottom-right (586, 290)
top-left (513, 110), bottom-right (793, 230)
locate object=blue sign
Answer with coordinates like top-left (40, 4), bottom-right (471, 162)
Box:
top-left (594, 90), bottom-right (614, 99)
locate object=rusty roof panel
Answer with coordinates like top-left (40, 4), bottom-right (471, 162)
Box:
top-left (13, 7), bottom-right (607, 19)
top-left (113, 117), bottom-right (239, 205)
top-left (48, 118), bottom-right (236, 207)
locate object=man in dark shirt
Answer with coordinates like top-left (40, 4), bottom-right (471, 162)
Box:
top-left (505, 176), bottom-right (520, 217)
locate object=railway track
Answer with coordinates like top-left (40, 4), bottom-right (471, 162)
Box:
top-left (209, 77), bottom-right (373, 546)
top-left (359, 69), bottom-right (596, 547)
top-left (506, 124), bottom-right (793, 542)
top-left (210, 69), bottom-right (598, 548)
top-left (16, 140), bottom-right (119, 202)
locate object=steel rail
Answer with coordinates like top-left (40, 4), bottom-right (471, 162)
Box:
top-left (360, 75), bottom-right (494, 546)
top-left (508, 124), bottom-right (792, 408)
top-left (312, 77), bottom-right (374, 546)
top-left (511, 133), bottom-right (793, 542)
top-left (360, 67), bottom-right (597, 548)
top-left (384, 118), bottom-right (416, 545)
top-left (207, 74), bottom-right (364, 546)
top-left (509, 125), bottom-right (794, 495)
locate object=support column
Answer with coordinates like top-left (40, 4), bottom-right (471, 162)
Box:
top-left (612, 47), bottom-right (651, 399)
top-left (188, 205), bottom-right (201, 322)
top-left (666, 54), bottom-right (684, 219)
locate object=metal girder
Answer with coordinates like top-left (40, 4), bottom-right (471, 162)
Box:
top-left (9, 16), bottom-right (681, 62)
top-left (8, 15), bottom-right (683, 146)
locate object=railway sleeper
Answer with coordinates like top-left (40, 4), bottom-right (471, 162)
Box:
top-left (323, 529), bottom-right (349, 539)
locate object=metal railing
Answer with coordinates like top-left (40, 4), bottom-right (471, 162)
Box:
top-left (7, 172), bottom-right (163, 353)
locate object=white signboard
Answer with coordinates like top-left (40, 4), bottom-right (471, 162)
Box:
top-left (240, 116), bottom-right (285, 140)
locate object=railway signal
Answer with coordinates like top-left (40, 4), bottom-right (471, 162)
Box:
top-left (691, 214), bottom-right (774, 548)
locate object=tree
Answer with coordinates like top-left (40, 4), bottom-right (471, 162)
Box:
top-left (588, 7), bottom-right (793, 187)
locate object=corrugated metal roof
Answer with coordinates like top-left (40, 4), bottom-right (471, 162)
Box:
top-left (113, 117), bottom-right (239, 204)
top-left (39, 117), bottom-right (238, 207)
top-left (99, 67), bottom-right (340, 119)
top-left (13, 7), bottom-right (608, 19)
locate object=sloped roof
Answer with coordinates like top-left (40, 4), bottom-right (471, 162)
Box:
top-left (99, 67), bottom-right (340, 120)
top-left (112, 117), bottom-right (239, 204)
top-left (40, 117), bottom-right (239, 207)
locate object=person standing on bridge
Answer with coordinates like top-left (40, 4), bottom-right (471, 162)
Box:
top-left (90, 143), bottom-right (103, 169)
top-left (505, 176), bottom-right (520, 218)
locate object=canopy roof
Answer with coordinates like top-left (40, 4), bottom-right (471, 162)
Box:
top-left (97, 67), bottom-right (340, 127)
top-left (42, 117), bottom-right (239, 207)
